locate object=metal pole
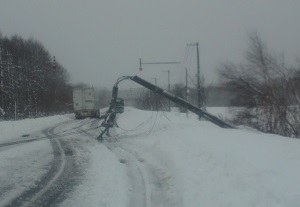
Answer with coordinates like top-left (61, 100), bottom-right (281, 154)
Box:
top-left (185, 67), bottom-right (188, 117)
top-left (196, 43), bottom-right (203, 120)
top-left (0, 47), bottom-right (3, 109)
top-left (139, 58), bottom-right (142, 71)
top-left (167, 70), bottom-right (170, 112)
top-left (162, 69), bottom-right (171, 112)
top-left (187, 42), bottom-right (202, 119)
top-left (149, 88), bottom-right (151, 110)
top-left (196, 42), bottom-right (201, 109)
top-left (155, 78), bottom-right (158, 111)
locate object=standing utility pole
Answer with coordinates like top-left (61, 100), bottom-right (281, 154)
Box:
top-left (0, 47), bottom-right (3, 110)
top-left (196, 43), bottom-right (201, 110)
top-left (185, 67), bottom-right (188, 117)
top-left (163, 70), bottom-right (170, 112)
top-left (187, 42), bottom-right (202, 119)
top-left (154, 77), bottom-right (158, 111)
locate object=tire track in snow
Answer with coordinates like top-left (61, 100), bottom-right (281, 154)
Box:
top-left (105, 138), bottom-right (182, 207)
top-left (105, 142), bottom-right (151, 207)
top-left (0, 120), bottom-right (78, 150)
top-left (4, 120), bottom-right (84, 207)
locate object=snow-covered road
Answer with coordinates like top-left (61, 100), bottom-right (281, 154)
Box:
top-left (1, 107), bottom-right (300, 207)
top-left (1, 119), bottom-right (99, 207)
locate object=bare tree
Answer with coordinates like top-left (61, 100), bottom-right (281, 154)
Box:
top-left (218, 32), bottom-right (300, 138)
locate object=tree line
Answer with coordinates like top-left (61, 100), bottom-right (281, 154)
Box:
top-left (0, 33), bottom-right (72, 120)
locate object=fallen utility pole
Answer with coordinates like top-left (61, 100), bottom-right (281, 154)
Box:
top-left (130, 76), bottom-right (234, 129)
top-left (98, 75), bottom-right (234, 141)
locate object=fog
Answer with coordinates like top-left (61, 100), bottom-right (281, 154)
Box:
top-left (1, 0), bottom-right (299, 89)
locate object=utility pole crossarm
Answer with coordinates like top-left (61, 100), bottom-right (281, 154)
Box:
top-left (139, 58), bottom-right (180, 71)
top-left (142, 62), bottom-right (180, 65)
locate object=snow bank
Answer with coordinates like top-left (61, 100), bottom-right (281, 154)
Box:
top-left (1, 107), bottom-right (300, 207)
top-left (0, 114), bottom-right (73, 142)
top-left (0, 139), bottom-right (54, 206)
top-left (0, 114), bottom-right (73, 206)
top-left (115, 107), bottom-right (300, 207)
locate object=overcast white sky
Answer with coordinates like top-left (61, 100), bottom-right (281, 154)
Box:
top-left (0, 0), bottom-right (299, 89)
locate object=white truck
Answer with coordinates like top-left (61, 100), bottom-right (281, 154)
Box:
top-left (73, 88), bottom-right (100, 119)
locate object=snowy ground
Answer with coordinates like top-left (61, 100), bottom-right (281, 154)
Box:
top-left (0, 107), bottom-right (300, 206)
